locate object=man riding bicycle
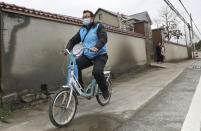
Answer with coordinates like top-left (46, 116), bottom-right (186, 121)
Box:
top-left (65, 10), bottom-right (109, 99)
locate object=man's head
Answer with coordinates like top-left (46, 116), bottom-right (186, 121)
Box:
top-left (82, 10), bottom-right (94, 26)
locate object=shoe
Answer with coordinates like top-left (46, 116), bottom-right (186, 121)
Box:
top-left (102, 89), bottom-right (109, 100)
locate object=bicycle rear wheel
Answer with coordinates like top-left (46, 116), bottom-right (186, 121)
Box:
top-left (49, 88), bottom-right (77, 127)
top-left (96, 79), bottom-right (112, 106)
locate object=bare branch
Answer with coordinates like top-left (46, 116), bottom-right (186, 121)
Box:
top-left (156, 5), bottom-right (182, 41)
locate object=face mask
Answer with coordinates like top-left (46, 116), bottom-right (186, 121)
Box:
top-left (82, 18), bottom-right (91, 26)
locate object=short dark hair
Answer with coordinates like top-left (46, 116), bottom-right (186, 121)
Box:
top-left (83, 10), bottom-right (94, 17)
top-left (157, 41), bottom-right (161, 44)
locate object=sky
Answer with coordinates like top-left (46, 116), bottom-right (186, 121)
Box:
top-left (0, 0), bottom-right (201, 43)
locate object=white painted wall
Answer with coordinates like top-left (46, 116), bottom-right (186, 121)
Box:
top-left (164, 42), bottom-right (188, 61)
top-left (2, 12), bottom-right (146, 93)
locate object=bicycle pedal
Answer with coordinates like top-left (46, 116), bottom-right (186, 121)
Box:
top-left (97, 91), bottom-right (102, 94)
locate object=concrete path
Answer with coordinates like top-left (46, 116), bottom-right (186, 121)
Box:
top-left (0, 59), bottom-right (195, 131)
top-left (116, 59), bottom-right (201, 131)
top-left (181, 60), bottom-right (201, 131)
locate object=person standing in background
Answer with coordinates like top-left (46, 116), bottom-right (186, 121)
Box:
top-left (161, 43), bottom-right (165, 62)
top-left (156, 41), bottom-right (162, 64)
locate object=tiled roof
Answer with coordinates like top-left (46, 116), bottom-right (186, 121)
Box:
top-left (95, 8), bottom-right (138, 20)
top-left (0, 2), bottom-right (82, 25)
top-left (129, 11), bottom-right (152, 25)
top-left (95, 8), bottom-right (118, 17)
top-left (0, 2), bottom-right (145, 38)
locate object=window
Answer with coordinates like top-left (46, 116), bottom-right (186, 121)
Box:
top-left (99, 13), bottom-right (102, 20)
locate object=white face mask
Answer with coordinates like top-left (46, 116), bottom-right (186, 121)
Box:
top-left (82, 18), bottom-right (91, 26)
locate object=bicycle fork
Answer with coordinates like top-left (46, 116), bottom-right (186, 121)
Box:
top-left (64, 70), bottom-right (74, 109)
top-left (65, 87), bottom-right (73, 109)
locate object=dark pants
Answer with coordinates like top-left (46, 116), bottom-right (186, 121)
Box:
top-left (76, 54), bottom-right (108, 92)
top-left (157, 53), bottom-right (161, 62)
top-left (161, 55), bottom-right (164, 62)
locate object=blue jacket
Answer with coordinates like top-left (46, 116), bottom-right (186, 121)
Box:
top-left (66, 22), bottom-right (108, 59)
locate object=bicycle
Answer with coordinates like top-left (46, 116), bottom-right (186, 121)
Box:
top-left (49, 48), bottom-right (112, 127)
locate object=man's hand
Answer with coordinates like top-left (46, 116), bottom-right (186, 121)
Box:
top-left (63, 49), bottom-right (68, 55)
top-left (90, 47), bottom-right (99, 52)
top-left (64, 52), bottom-right (68, 55)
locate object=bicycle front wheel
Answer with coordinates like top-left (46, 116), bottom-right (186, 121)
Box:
top-left (49, 88), bottom-right (77, 127)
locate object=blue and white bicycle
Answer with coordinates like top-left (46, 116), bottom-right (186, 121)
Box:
top-left (49, 47), bottom-right (112, 127)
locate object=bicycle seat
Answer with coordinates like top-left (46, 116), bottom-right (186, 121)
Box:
top-left (104, 71), bottom-right (111, 77)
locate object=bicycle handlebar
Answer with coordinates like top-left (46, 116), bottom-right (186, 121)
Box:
top-left (63, 49), bottom-right (71, 55)
top-left (63, 47), bottom-right (94, 56)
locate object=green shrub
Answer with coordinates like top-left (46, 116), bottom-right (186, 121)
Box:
top-left (0, 108), bottom-right (11, 118)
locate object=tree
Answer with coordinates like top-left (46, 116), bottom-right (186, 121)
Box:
top-left (155, 6), bottom-right (183, 41)
top-left (195, 40), bottom-right (201, 50)
top-left (173, 29), bottom-right (183, 43)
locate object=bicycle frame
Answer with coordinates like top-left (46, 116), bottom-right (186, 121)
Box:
top-left (49, 49), bottom-right (111, 128)
top-left (63, 49), bottom-right (97, 98)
